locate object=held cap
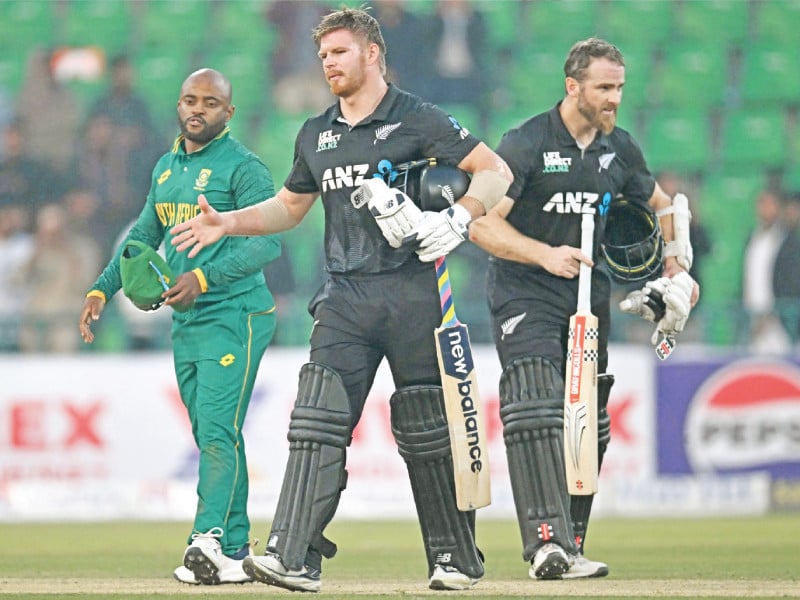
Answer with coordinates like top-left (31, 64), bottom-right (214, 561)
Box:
top-left (119, 240), bottom-right (175, 311)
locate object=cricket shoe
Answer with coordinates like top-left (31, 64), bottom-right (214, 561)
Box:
top-left (529, 543), bottom-right (571, 580)
top-left (243, 552), bottom-right (321, 592)
top-left (181, 527), bottom-right (252, 585)
top-left (562, 553), bottom-right (609, 579)
top-left (429, 564), bottom-right (480, 590)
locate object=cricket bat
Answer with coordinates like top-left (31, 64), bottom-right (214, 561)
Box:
top-left (564, 213), bottom-right (599, 495)
top-left (433, 256), bottom-right (491, 511)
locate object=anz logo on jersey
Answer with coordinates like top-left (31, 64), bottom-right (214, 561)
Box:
top-left (542, 191), bottom-right (601, 214)
top-left (321, 163), bottom-right (371, 192)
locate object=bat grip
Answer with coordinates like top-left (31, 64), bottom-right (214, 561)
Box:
top-left (434, 256), bottom-right (458, 326)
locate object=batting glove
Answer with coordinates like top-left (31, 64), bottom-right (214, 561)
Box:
top-left (403, 204), bottom-right (471, 262)
top-left (352, 178), bottom-right (423, 248)
top-left (619, 272), bottom-right (695, 344)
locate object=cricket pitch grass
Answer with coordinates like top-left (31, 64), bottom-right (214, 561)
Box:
top-left (2, 515), bottom-right (798, 599)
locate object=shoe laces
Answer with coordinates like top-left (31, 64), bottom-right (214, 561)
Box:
top-left (190, 526), bottom-right (224, 542)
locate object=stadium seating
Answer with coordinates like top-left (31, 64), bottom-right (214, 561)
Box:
top-left (61, 1), bottom-right (132, 55)
top-left (739, 41), bottom-right (800, 107)
top-left (523, 0), bottom-right (600, 47)
top-left (674, 0), bottom-right (751, 45)
top-left (642, 109), bottom-right (713, 175)
top-left (654, 41), bottom-right (730, 110)
top-left (599, 0), bottom-right (675, 48)
top-left (719, 107), bottom-right (788, 170)
top-left (0, 1), bottom-right (54, 56)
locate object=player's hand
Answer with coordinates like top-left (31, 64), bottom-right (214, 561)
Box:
top-left (542, 245), bottom-right (594, 278)
top-left (78, 295), bottom-right (105, 344)
top-left (403, 204), bottom-right (471, 262)
top-left (170, 194), bottom-right (225, 258)
top-left (163, 271), bottom-right (201, 311)
top-left (620, 272), bottom-right (695, 344)
top-left (353, 179), bottom-right (423, 248)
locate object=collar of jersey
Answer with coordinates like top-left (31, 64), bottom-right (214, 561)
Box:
top-left (550, 102), bottom-right (610, 151)
top-left (171, 127), bottom-right (231, 155)
top-left (328, 83), bottom-right (399, 126)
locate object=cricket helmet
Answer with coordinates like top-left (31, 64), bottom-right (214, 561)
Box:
top-left (600, 197), bottom-right (664, 283)
top-left (378, 158), bottom-right (470, 211)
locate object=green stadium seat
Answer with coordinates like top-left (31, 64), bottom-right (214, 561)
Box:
top-left (654, 41), bottom-right (730, 110)
top-left (739, 41), bottom-right (800, 106)
top-left (617, 42), bottom-right (655, 112)
top-left (753, 0), bottom-right (800, 46)
top-left (133, 50), bottom-right (195, 129)
top-left (481, 0), bottom-right (524, 52)
top-left (0, 52), bottom-right (27, 96)
top-left (719, 108), bottom-right (788, 170)
top-left (0, 1), bottom-right (54, 54)
top-left (695, 168), bottom-right (766, 342)
top-left (215, 0), bottom-right (275, 51)
top-left (205, 48), bottom-right (270, 127)
top-left (642, 109), bottom-right (712, 175)
top-left (138, 0), bottom-right (211, 52)
top-left (600, 0), bottom-right (675, 48)
top-left (253, 112), bottom-right (309, 187)
top-left (61, 1), bottom-right (132, 55)
top-left (507, 45), bottom-right (566, 124)
top-left (523, 0), bottom-right (600, 48)
top-left (675, 0), bottom-right (750, 45)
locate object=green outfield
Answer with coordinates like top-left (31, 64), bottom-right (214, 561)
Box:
top-left (3, 516), bottom-right (798, 599)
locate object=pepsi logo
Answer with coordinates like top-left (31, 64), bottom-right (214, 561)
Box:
top-left (686, 360), bottom-right (800, 474)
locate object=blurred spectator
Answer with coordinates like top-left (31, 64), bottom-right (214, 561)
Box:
top-left (773, 191), bottom-right (800, 345)
top-left (15, 203), bottom-right (100, 353)
top-left (742, 187), bottom-right (790, 354)
top-left (15, 48), bottom-right (81, 174)
top-left (0, 118), bottom-right (67, 231)
top-left (87, 54), bottom-right (163, 192)
top-left (71, 111), bottom-right (143, 257)
top-left (373, 0), bottom-right (427, 95)
top-left (0, 206), bottom-right (34, 351)
top-left (421, 0), bottom-right (490, 132)
top-left (266, 1), bottom-right (331, 115)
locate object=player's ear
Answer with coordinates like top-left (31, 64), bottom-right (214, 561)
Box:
top-left (565, 76), bottom-right (580, 98)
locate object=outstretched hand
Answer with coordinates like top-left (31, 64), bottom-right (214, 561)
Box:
top-left (170, 194), bottom-right (225, 258)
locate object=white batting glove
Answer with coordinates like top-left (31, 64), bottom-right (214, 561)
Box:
top-left (403, 204), bottom-right (471, 262)
top-left (351, 178), bottom-right (422, 248)
top-left (619, 272), bottom-right (695, 345)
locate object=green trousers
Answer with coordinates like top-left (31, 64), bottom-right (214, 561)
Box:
top-left (172, 286), bottom-right (276, 556)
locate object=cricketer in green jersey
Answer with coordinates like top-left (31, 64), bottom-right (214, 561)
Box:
top-left (79, 69), bottom-right (281, 586)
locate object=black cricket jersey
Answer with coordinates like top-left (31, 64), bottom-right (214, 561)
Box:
top-left (493, 102), bottom-right (655, 280)
top-left (284, 83), bottom-right (480, 274)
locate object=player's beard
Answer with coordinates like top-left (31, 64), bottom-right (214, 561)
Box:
top-left (179, 115), bottom-right (227, 145)
top-left (328, 55), bottom-right (368, 98)
top-left (577, 94), bottom-right (616, 135)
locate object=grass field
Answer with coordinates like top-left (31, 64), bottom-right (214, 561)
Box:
top-left (2, 516), bottom-right (799, 599)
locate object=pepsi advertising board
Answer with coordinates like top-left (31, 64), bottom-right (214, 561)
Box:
top-left (657, 354), bottom-right (800, 510)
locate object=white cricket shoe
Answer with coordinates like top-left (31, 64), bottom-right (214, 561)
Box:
top-left (563, 553), bottom-right (609, 579)
top-left (529, 542), bottom-right (571, 580)
top-left (243, 552), bottom-right (321, 592)
top-left (173, 565), bottom-right (199, 585)
top-left (429, 564), bottom-right (480, 590)
top-left (181, 527), bottom-right (252, 585)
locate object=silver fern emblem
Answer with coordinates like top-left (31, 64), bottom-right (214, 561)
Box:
top-left (501, 312), bottom-right (527, 340)
top-left (440, 185), bottom-right (455, 205)
top-left (374, 122), bottom-right (402, 144)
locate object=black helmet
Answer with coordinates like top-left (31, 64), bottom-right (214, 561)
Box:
top-left (601, 198), bottom-right (663, 283)
top-left (378, 158), bottom-right (470, 210)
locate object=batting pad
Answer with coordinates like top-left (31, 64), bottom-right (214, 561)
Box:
top-left (500, 356), bottom-right (579, 560)
top-left (268, 362), bottom-right (351, 571)
top-left (390, 386), bottom-right (485, 579)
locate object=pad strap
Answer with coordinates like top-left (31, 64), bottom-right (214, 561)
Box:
top-left (268, 363), bottom-right (351, 571)
top-left (499, 357), bottom-right (578, 560)
top-left (391, 386), bottom-right (485, 579)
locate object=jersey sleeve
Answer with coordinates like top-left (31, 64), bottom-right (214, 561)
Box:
top-left (87, 188), bottom-right (165, 300)
top-left (418, 103), bottom-right (481, 166)
top-left (619, 131), bottom-right (656, 203)
top-left (202, 157), bottom-right (282, 288)
top-left (495, 126), bottom-right (537, 201)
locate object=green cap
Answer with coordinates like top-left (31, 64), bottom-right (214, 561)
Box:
top-left (119, 240), bottom-right (174, 311)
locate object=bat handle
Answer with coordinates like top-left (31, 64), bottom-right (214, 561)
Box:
top-left (434, 257), bottom-right (458, 326)
top-left (577, 214), bottom-right (594, 312)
